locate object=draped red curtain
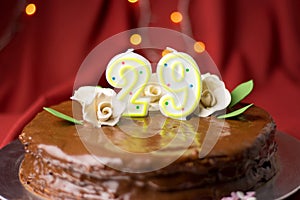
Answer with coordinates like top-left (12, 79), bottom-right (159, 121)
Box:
top-left (0, 0), bottom-right (299, 147)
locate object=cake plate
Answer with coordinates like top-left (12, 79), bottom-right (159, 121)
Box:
top-left (0, 131), bottom-right (299, 200)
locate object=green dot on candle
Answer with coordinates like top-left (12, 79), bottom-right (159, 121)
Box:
top-left (136, 105), bottom-right (140, 109)
top-left (139, 71), bottom-right (143, 74)
top-left (186, 68), bottom-right (190, 72)
top-left (165, 102), bottom-right (169, 106)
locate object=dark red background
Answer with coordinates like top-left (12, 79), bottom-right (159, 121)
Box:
top-left (1, 0), bottom-right (299, 146)
top-left (1, 0), bottom-right (299, 145)
top-left (0, 0), bottom-right (299, 198)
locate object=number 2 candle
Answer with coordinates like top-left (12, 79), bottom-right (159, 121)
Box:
top-left (106, 49), bottom-right (152, 117)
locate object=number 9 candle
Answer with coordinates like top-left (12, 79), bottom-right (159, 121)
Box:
top-left (156, 48), bottom-right (202, 120)
top-left (106, 49), bottom-right (152, 117)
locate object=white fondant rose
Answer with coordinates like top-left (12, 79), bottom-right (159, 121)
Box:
top-left (71, 86), bottom-right (125, 127)
top-left (194, 73), bottom-right (231, 117)
top-left (143, 73), bottom-right (165, 111)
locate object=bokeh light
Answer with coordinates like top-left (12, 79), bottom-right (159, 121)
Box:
top-left (25, 3), bottom-right (36, 16)
top-left (170, 11), bottom-right (183, 23)
top-left (194, 41), bottom-right (206, 53)
top-left (128, 0), bottom-right (138, 3)
top-left (130, 34), bottom-right (142, 45)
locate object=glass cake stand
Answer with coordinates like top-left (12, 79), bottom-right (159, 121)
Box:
top-left (0, 131), bottom-right (299, 200)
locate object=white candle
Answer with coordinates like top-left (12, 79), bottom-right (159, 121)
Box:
top-left (106, 49), bottom-right (152, 117)
top-left (156, 48), bottom-right (202, 120)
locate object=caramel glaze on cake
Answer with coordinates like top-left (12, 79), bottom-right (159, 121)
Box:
top-left (19, 101), bottom-right (277, 200)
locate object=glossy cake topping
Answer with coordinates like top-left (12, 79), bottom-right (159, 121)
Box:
top-left (19, 101), bottom-right (277, 199)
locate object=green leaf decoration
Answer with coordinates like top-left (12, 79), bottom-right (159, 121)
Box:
top-left (217, 104), bottom-right (253, 119)
top-left (229, 80), bottom-right (254, 108)
top-left (43, 107), bottom-right (83, 125)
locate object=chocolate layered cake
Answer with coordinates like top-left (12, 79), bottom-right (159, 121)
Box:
top-left (18, 100), bottom-right (277, 199)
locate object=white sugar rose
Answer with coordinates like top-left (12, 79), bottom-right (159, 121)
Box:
top-left (71, 86), bottom-right (125, 127)
top-left (143, 73), bottom-right (165, 111)
top-left (194, 73), bottom-right (231, 117)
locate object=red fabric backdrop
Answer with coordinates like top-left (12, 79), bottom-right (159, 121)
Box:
top-left (0, 0), bottom-right (299, 148)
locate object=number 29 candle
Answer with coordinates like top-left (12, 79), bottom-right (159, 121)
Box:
top-left (156, 48), bottom-right (202, 120)
top-left (106, 49), bottom-right (152, 117)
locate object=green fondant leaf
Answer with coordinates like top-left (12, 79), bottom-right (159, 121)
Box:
top-left (229, 80), bottom-right (254, 108)
top-left (217, 104), bottom-right (253, 119)
top-left (43, 107), bottom-right (83, 125)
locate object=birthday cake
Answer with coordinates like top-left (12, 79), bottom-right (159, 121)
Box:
top-left (18, 49), bottom-right (277, 199)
